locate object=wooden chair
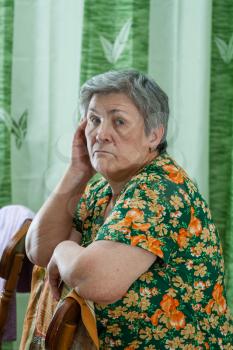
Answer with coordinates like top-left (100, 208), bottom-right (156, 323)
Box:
top-left (0, 219), bottom-right (32, 341)
top-left (45, 295), bottom-right (81, 350)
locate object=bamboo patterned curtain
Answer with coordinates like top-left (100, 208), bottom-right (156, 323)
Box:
top-left (0, 0), bottom-right (14, 206)
top-left (209, 0), bottom-right (233, 311)
top-left (80, 0), bottom-right (150, 85)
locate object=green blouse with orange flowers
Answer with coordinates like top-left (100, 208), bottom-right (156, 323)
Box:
top-left (74, 152), bottom-right (233, 350)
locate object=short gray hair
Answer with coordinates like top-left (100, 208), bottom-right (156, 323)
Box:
top-left (79, 69), bottom-right (169, 153)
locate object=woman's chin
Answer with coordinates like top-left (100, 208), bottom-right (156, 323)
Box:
top-left (93, 160), bottom-right (140, 182)
top-left (93, 162), bottom-right (114, 178)
top-left (98, 169), bottom-right (115, 180)
top-left (97, 167), bottom-right (125, 182)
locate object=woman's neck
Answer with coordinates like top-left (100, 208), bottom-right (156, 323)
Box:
top-left (109, 180), bottom-right (127, 198)
top-left (108, 151), bottom-right (159, 197)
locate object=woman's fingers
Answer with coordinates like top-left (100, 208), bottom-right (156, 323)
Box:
top-left (73, 119), bottom-right (87, 146)
top-left (72, 119), bottom-right (90, 162)
top-left (70, 117), bottom-right (94, 180)
top-left (47, 256), bottom-right (62, 301)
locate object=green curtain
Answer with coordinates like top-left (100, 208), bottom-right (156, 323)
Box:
top-left (11, 0), bottom-right (84, 212)
top-left (209, 0), bottom-right (233, 311)
top-left (148, 0), bottom-right (212, 201)
top-left (0, 2), bottom-right (15, 350)
top-left (0, 0), bottom-right (14, 206)
top-left (80, 0), bottom-right (150, 86)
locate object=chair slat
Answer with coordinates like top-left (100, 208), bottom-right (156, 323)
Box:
top-left (45, 296), bottom-right (81, 350)
top-left (0, 220), bottom-right (32, 340)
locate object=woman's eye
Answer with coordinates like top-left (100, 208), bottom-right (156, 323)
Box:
top-left (115, 118), bottom-right (125, 126)
top-left (90, 115), bottom-right (100, 125)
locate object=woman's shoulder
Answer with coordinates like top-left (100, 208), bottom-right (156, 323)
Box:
top-left (151, 152), bottom-right (195, 184)
top-left (120, 152), bottom-right (210, 221)
top-left (146, 152), bottom-right (203, 199)
top-left (126, 152), bottom-right (196, 194)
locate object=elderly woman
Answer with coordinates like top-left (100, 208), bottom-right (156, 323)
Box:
top-left (26, 70), bottom-right (233, 349)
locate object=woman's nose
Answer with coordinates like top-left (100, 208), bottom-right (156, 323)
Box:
top-left (96, 122), bottom-right (111, 143)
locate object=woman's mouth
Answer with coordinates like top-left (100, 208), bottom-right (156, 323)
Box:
top-left (93, 150), bottom-right (114, 157)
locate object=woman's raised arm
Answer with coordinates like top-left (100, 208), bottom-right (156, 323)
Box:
top-left (25, 120), bottom-right (94, 267)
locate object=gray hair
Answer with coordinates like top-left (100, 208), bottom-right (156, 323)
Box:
top-left (79, 69), bottom-right (169, 153)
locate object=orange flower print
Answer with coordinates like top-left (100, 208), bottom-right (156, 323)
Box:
top-left (131, 235), bottom-right (146, 246)
top-left (194, 281), bottom-right (206, 290)
top-left (189, 207), bottom-right (202, 236)
top-left (151, 295), bottom-right (186, 330)
top-left (131, 235), bottom-right (164, 258)
top-left (96, 196), bottom-right (110, 206)
top-left (177, 228), bottom-right (189, 248)
top-left (110, 208), bottom-right (150, 233)
top-left (79, 201), bottom-right (88, 221)
top-left (139, 183), bottom-right (159, 201)
top-left (205, 283), bottom-right (227, 315)
top-left (212, 283), bottom-right (227, 314)
top-left (163, 164), bottom-right (185, 184)
top-left (205, 299), bottom-right (215, 314)
top-left (139, 183), bottom-right (148, 191)
top-left (109, 218), bottom-right (131, 232)
top-left (148, 237), bottom-right (164, 258)
top-left (132, 222), bottom-right (151, 231)
top-left (124, 209), bottom-right (145, 227)
top-left (151, 309), bottom-right (163, 326)
top-left (169, 309), bottom-right (186, 330)
top-left (127, 209), bottom-right (151, 231)
top-left (176, 208), bottom-right (202, 248)
top-left (126, 208), bottom-right (144, 221)
top-left (131, 236), bottom-right (164, 258)
top-left (160, 295), bottom-right (179, 314)
top-left (109, 209), bottom-right (138, 231)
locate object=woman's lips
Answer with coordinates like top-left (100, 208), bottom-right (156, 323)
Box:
top-left (93, 150), bottom-right (114, 157)
top-left (94, 150), bottom-right (112, 154)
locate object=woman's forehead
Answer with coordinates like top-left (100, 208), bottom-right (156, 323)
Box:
top-left (87, 92), bottom-right (141, 115)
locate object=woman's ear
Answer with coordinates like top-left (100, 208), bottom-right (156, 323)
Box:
top-left (149, 126), bottom-right (164, 150)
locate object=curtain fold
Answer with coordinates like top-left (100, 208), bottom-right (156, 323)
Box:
top-left (209, 0), bottom-right (233, 311)
top-left (148, 0), bottom-right (212, 200)
top-left (11, 0), bottom-right (84, 211)
top-left (0, 0), bottom-right (14, 206)
top-left (80, 0), bottom-right (150, 85)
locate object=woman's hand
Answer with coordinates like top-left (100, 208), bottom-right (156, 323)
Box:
top-left (70, 119), bottom-right (95, 182)
top-left (47, 253), bottom-right (62, 301)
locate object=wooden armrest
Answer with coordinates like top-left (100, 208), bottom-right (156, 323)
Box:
top-left (0, 219), bottom-right (32, 338)
top-left (0, 219), bottom-right (32, 279)
top-left (45, 296), bottom-right (81, 350)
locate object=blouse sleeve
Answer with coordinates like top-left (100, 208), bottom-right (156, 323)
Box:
top-left (73, 184), bottom-right (91, 233)
top-left (95, 180), bottom-right (190, 264)
top-left (73, 176), bottom-right (107, 233)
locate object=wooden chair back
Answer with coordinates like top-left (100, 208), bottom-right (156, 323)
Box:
top-left (45, 296), bottom-right (81, 350)
top-left (0, 219), bottom-right (32, 340)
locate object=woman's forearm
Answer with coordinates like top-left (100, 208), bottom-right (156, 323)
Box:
top-left (50, 241), bottom-right (112, 303)
top-left (25, 166), bottom-right (88, 267)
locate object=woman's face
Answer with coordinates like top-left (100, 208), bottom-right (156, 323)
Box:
top-left (85, 92), bottom-right (155, 182)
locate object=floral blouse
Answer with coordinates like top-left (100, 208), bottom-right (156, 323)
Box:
top-left (74, 153), bottom-right (233, 349)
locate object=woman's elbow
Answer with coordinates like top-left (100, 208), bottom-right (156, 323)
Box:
top-left (25, 236), bottom-right (49, 267)
top-left (25, 235), bottom-right (37, 264)
top-left (74, 279), bottom-right (127, 304)
top-left (25, 247), bottom-right (48, 267)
